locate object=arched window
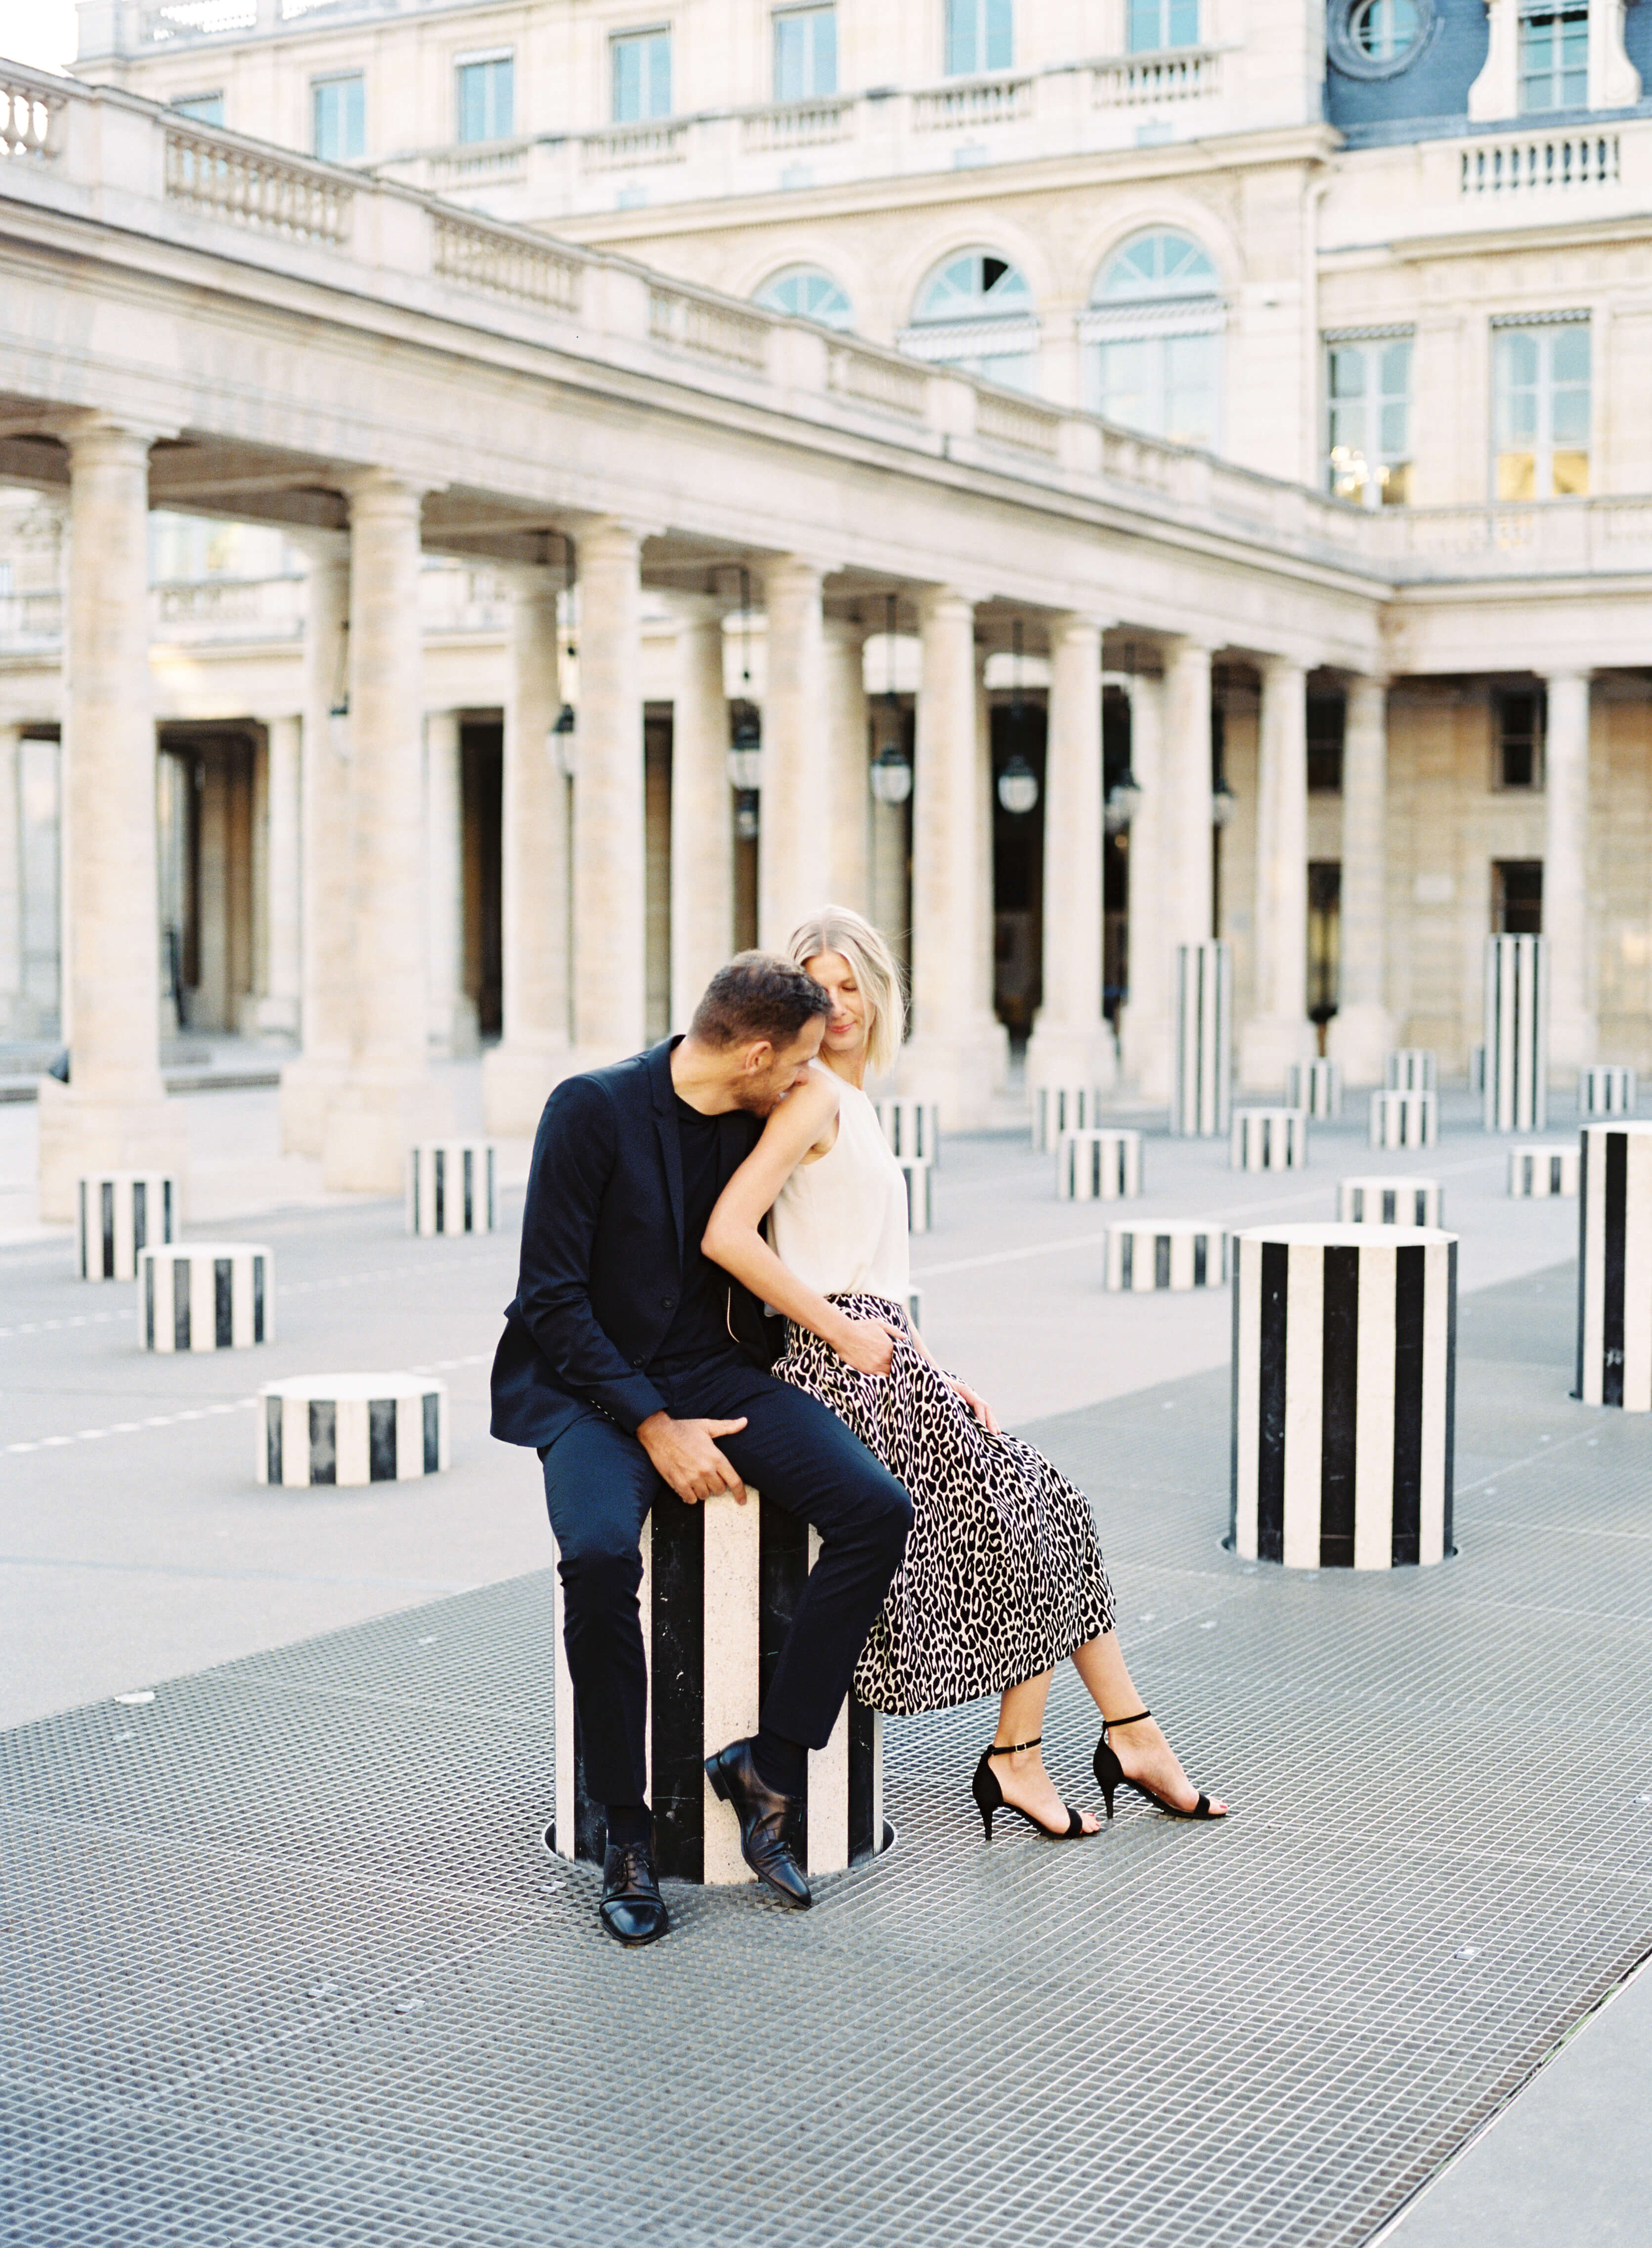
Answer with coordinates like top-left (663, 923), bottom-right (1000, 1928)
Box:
top-left (753, 266), bottom-right (855, 329)
top-left (900, 250), bottom-right (1039, 392)
top-left (1083, 230), bottom-right (1223, 449)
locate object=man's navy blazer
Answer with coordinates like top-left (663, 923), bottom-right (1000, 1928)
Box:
top-left (490, 1038), bottom-right (767, 1453)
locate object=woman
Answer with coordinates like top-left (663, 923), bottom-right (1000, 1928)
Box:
top-left (702, 905), bottom-right (1227, 1839)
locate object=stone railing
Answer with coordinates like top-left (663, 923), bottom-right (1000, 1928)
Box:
top-left (423, 139), bottom-right (533, 189)
top-left (2, 69), bottom-right (67, 161)
top-left (912, 73), bottom-right (1035, 131)
top-left (0, 590), bottom-right (64, 644)
top-left (153, 574), bottom-right (304, 637)
top-left (975, 389), bottom-right (1063, 457)
top-left (648, 284), bottom-right (771, 372)
top-left (1092, 48), bottom-right (1222, 105)
top-left (165, 123), bottom-right (353, 243)
top-left (826, 340), bottom-right (930, 420)
top-left (1460, 131), bottom-right (1620, 193)
top-left (582, 121), bottom-right (689, 172)
top-left (420, 562), bottom-right (512, 632)
top-left (741, 96), bottom-right (857, 152)
top-left (433, 212), bottom-right (583, 313)
top-left (1370, 497), bottom-right (1652, 575)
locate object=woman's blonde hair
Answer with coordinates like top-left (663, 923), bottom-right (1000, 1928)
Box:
top-left (786, 906), bottom-right (906, 1080)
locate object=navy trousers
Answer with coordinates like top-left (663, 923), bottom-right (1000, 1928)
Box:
top-left (539, 1355), bottom-right (912, 1807)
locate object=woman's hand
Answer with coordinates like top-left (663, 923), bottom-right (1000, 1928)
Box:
top-left (832, 1317), bottom-right (900, 1378)
top-left (952, 1379), bottom-right (1001, 1434)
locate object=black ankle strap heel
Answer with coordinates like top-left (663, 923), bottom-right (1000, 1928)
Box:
top-left (1093, 1708), bottom-right (1225, 1823)
top-left (970, 1736), bottom-right (1094, 1843)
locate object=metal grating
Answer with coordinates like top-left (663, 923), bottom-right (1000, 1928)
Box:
top-left (5, 1262), bottom-right (1652, 2246)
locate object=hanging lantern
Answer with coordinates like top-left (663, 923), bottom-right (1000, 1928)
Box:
top-left (1212, 775), bottom-right (1237, 829)
top-left (548, 701), bottom-right (577, 778)
top-left (1104, 767), bottom-right (1144, 833)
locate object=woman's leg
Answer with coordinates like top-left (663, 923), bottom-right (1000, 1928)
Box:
top-left (989, 1669), bottom-right (1102, 1835)
top-left (1071, 1633), bottom-right (1227, 1815)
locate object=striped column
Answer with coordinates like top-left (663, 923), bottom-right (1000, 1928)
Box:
top-left (906, 1286), bottom-right (923, 1330)
top-left (1469, 1045), bottom-right (1485, 1095)
top-left (1484, 935), bottom-right (1548, 1133)
top-left (1106, 1221), bottom-right (1227, 1291)
top-left (1370, 1091), bottom-right (1438, 1149)
top-left (897, 1156), bottom-right (931, 1234)
top-left (1578, 1121), bottom-right (1652, 1409)
top-left (257, 1373), bottom-right (448, 1485)
top-left (1580, 1067), bottom-right (1636, 1117)
top-left (77, 1174), bottom-right (177, 1281)
top-left (1033, 1084), bottom-right (1105, 1152)
top-left (548, 1492), bottom-right (885, 1882)
top-left (407, 1142), bottom-right (497, 1236)
top-left (1339, 1178), bottom-right (1442, 1228)
top-left (875, 1098), bottom-right (941, 1165)
top-left (1232, 1107), bottom-right (1307, 1171)
top-left (1173, 940), bottom-right (1232, 1138)
top-left (140, 1244), bottom-right (270, 1352)
top-left (1387, 1049), bottom-right (1437, 1093)
top-left (1288, 1059), bottom-right (1342, 1120)
top-left (1232, 1222), bottom-right (1457, 1568)
top-left (1056, 1128), bottom-right (1142, 1202)
top-left (1509, 1145), bottom-right (1579, 1198)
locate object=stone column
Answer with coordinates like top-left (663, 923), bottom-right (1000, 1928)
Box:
top-left (257, 712), bottom-right (302, 1040)
top-left (280, 539), bottom-right (353, 1154)
top-left (424, 709), bottom-right (477, 1057)
top-left (1117, 671), bottom-right (1172, 1100)
top-left (1163, 637), bottom-right (1215, 952)
top-left (484, 569), bottom-right (574, 1130)
top-left (823, 616), bottom-right (870, 913)
top-left (322, 471), bottom-right (449, 1191)
top-left (903, 586), bottom-right (1006, 1126)
top-left (1239, 655), bottom-right (1315, 1089)
top-left (1545, 666), bottom-right (1595, 1077)
top-left (0, 723), bottom-right (21, 1038)
top-left (1327, 673), bottom-right (1393, 1085)
top-left (572, 519), bottom-right (647, 1065)
top-left (668, 599), bottom-right (733, 1027)
top-left (758, 555), bottom-right (828, 952)
top-left (37, 421), bottom-right (186, 1221)
top-left (1028, 612), bottom-right (1116, 1093)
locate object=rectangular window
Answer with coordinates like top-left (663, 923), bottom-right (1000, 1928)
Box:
top-left (1325, 334), bottom-right (1412, 507)
top-left (945, 0), bottom-right (1013, 74)
top-left (1519, 5), bottom-right (1588, 111)
top-left (774, 5), bottom-right (837, 99)
top-left (311, 74), bottom-right (365, 161)
top-left (171, 93), bottom-right (225, 124)
top-left (1496, 687), bottom-right (1544, 789)
top-left (456, 52), bottom-right (514, 143)
top-left (612, 27), bottom-right (673, 120)
top-left (1493, 860), bottom-right (1544, 935)
top-left (1128, 0), bottom-right (1200, 50)
top-left (1307, 693), bottom-right (1346, 793)
top-left (1093, 331), bottom-right (1219, 449)
top-left (1493, 320), bottom-right (1589, 499)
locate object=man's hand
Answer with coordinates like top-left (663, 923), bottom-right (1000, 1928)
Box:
top-left (636, 1411), bottom-right (750, 1505)
top-left (832, 1317), bottom-right (900, 1378)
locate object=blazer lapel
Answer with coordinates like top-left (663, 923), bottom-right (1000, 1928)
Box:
top-left (648, 1038), bottom-right (686, 1265)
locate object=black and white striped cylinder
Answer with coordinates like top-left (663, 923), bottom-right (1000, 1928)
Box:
top-left (1577, 1122), bottom-right (1652, 1410)
top-left (1032, 1084), bottom-right (1105, 1153)
top-left (906, 1286), bottom-right (923, 1330)
top-left (1231, 1222), bottom-right (1457, 1569)
top-left (1387, 1049), bottom-right (1437, 1094)
top-left (256, 1372), bottom-right (449, 1486)
top-left (406, 1141), bottom-right (496, 1236)
top-left (77, 1173), bottom-right (177, 1281)
top-left (874, 1097), bottom-right (941, 1165)
top-left (1173, 939), bottom-right (1232, 1138)
top-left (1484, 934), bottom-right (1548, 1133)
top-left (1105, 1220), bottom-right (1227, 1292)
top-left (1369, 1090), bottom-right (1438, 1150)
top-left (897, 1155), bottom-right (931, 1234)
top-left (1055, 1127), bottom-right (1143, 1202)
top-left (1470, 1044), bottom-right (1485, 1095)
top-left (1579, 1066), bottom-right (1636, 1118)
top-left (1509, 1144), bottom-right (1579, 1198)
top-left (138, 1243), bottom-right (271, 1353)
top-left (1339, 1177), bottom-right (1443, 1229)
top-left (549, 1492), bottom-right (886, 1882)
top-left (1231, 1107), bottom-right (1307, 1172)
top-left (1288, 1059), bottom-right (1342, 1120)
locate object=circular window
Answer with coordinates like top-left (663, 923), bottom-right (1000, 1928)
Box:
top-left (1328, 0), bottom-right (1434, 78)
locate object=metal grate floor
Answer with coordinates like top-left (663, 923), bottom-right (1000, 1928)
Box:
top-left (5, 1262), bottom-right (1652, 2247)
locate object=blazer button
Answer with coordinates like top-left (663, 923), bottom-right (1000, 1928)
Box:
top-left (631, 1356), bottom-right (643, 1368)
top-left (662, 1292), bottom-right (676, 1309)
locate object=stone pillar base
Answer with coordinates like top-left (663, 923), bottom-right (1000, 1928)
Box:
top-left (429, 996), bottom-right (481, 1061)
top-left (321, 1074), bottom-right (454, 1194)
top-left (899, 1017), bottom-right (1008, 1132)
top-left (1025, 1022), bottom-right (1118, 1099)
top-left (1238, 1014), bottom-right (1316, 1093)
top-left (278, 1054), bottom-right (349, 1159)
top-left (1326, 1005), bottom-right (1395, 1089)
top-left (482, 1039), bottom-right (573, 1137)
top-left (37, 1078), bottom-right (190, 1226)
top-left (1117, 1004), bottom-right (1174, 1104)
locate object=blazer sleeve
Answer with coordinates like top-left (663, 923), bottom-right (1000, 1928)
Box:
top-left (514, 1075), bottom-right (668, 1436)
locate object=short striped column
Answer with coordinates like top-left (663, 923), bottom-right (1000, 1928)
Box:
top-left (548, 1493), bottom-right (885, 1882)
top-left (1232, 1222), bottom-right (1457, 1568)
top-left (1288, 1059), bottom-right (1342, 1120)
top-left (1387, 1049), bottom-right (1437, 1093)
top-left (1578, 1122), bottom-right (1652, 1409)
top-left (1105, 1221), bottom-right (1227, 1291)
top-left (1032, 1085), bottom-right (1105, 1152)
top-left (1173, 939), bottom-right (1232, 1138)
top-left (1509, 1144), bottom-right (1579, 1198)
top-left (139, 1244), bottom-right (270, 1352)
top-left (1484, 934), bottom-right (1548, 1132)
top-left (1369, 1090), bottom-right (1438, 1149)
top-left (407, 1142), bottom-right (496, 1235)
top-left (1339, 1178), bottom-right (1443, 1229)
top-left (897, 1156), bottom-right (931, 1234)
top-left (875, 1097), bottom-right (941, 1164)
top-left (1232, 1107), bottom-right (1307, 1171)
top-left (1579, 1067), bottom-right (1636, 1117)
top-left (1055, 1128), bottom-right (1142, 1202)
top-left (257, 1373), bottom-right (449, 1486)
top-left (77, 1174), bottom-right (177, 1281)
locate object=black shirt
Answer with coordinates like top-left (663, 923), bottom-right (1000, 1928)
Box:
top-left (651, 1096), bottom-right (740, 1375)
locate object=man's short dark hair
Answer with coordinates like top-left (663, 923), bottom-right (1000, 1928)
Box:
top-left (690, 951), bottom-right (832, 1051)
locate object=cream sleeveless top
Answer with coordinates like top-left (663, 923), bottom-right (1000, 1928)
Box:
top-left (769, 1078), bottom-right (910, 1302)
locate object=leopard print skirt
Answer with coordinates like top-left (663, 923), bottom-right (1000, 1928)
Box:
top-left (774, 1292), bottom-right (1116, 1717)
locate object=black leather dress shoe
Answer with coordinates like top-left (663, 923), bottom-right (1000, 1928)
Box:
top-left (705, 1738), bottom-right (812, 1909)
top-left (599, 1841), bottom-right (669, 1947)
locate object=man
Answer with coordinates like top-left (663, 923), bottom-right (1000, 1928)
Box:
top-left (491, 954), bottom-right (913, 1946)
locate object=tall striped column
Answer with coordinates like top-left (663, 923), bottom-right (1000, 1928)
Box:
top-left (1232, 1222), bottom-right (1457, 1568)
top-left (1484, 935), bottom-right (1548, 1133)
top-left (548, 1492), bottom-right (885, 1881)
top-left (1577, 1121), bottom-right (1652, 1410)
top-left (1173, 940), bottom-right (1232, 1138)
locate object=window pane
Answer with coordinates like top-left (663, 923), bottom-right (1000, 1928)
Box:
top-left (1496, 451), bottom-right (1537, 500)
top-left (1328, 346), bottom-right (1367, 400)
top-left (985, 0), bottom-right (1013, 66)
top-left (1128, 0), bottom-right (1163, 51)
top-left (946, 0), bottom-right (979, 73)
top-left (1164, 331), bottom-right (1217, 446)
top-left (1097, 338), bottom-right (1157, 434)
top-left (614, 31), bottom-right (671, 121)
top-left (776, 6), bottom-right (837, 98)
top-left (457, 57), bottom-right (512, 141)
top-left (1552, 450), bottom-right (1589, 495)
top-left (775, 14), bottom-right (806, 98)
top-left (1550, 323), bottom-right (1590, 381)
top-left (1168, 0), bottom-right (1200, 45)
top-left (815, 8), bottom-right (838, 92)
top-left (313, 76), bottom-right (364, 160)
top-left (172, 93), bottom-right (225, 124)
